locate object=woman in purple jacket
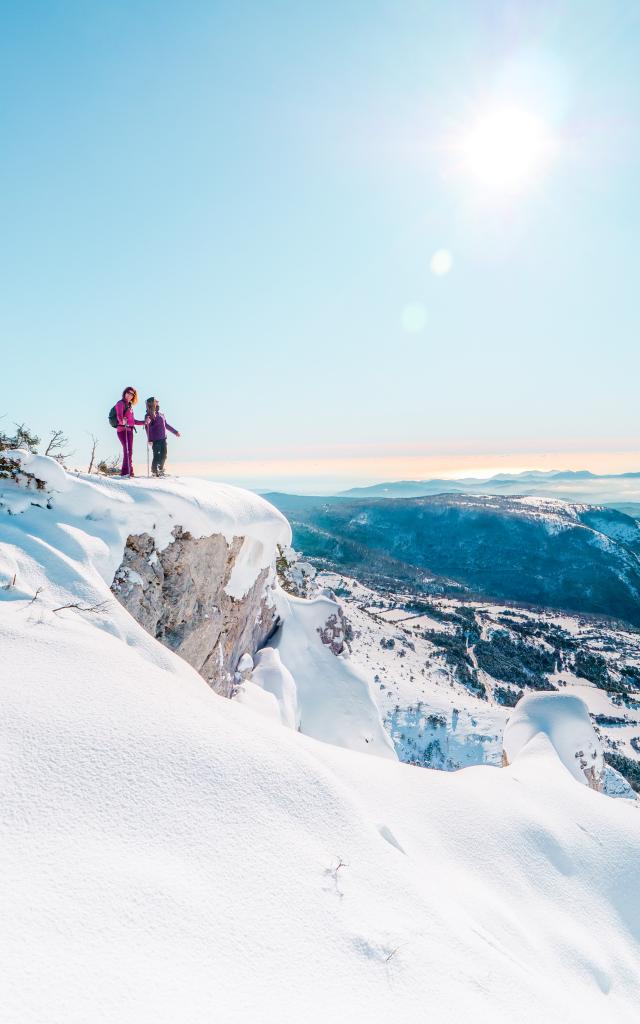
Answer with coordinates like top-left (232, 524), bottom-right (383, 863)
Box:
top-left (144, 397), bottom-right (181, 477)
top-left (115, 387), bottom-right (145, 477)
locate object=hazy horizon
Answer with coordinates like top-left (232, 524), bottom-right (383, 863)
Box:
top-left (157, 448), bottom-right (640, 497)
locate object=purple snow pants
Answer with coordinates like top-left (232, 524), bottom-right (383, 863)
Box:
top-left (118, 429), bottom-right (134, 476)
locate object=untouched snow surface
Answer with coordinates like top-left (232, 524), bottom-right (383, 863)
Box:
top-left (1, 462), bottom-right (640, 1023)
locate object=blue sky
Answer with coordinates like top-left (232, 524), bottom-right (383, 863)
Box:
top-left (2, 1), bottom-right (639, 489)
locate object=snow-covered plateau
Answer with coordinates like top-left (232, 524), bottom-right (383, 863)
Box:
top-left (1, 454), bottom-right (639, 1023)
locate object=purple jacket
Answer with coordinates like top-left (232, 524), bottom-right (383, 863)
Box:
top-left (115, 400), bottom-right (144, 433)
top-left (145, 411), bottom-right (178, 442)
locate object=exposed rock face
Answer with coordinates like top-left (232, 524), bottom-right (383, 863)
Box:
top-left (112, 527), bottom-right (279, 697)
top-left (317, 607), bottom-right (354, 656)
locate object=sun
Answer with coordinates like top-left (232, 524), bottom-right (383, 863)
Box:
top-left (462, 106), bottom-right (552, 192)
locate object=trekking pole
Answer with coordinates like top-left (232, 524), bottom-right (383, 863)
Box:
top-left (146, 442), bottom-right (150, 479)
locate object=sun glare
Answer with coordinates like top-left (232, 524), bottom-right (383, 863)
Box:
top-left (430, 249), bottom-right (453, 276)
top-left (462, 106), bottom-right (552, 192)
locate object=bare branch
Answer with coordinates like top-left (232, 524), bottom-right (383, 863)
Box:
top-left (44, 429), bottom-right (74, 464)
top-left (87, 433), bottom-right (99, 474)
top-left (324, 857), bottom-right (349, 899)
top-left (26, 587), bottom-right (44, 606)
top-left (52, 599), bottom-right (111, 615)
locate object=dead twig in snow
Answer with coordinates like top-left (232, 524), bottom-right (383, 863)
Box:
top-left (324, 857), bottom-right (349, 899)
top-left (52, 599), bottom-right (111, 615)
top-left (87, 433), bottom-right (99, 474)
top-left (44, 429), bottom-right (74, 464)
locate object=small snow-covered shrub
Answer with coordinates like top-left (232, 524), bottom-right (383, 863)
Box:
top-left (0, 423), bottom-right (40, 454)
top-left (96, 456), bottom-right (121, 476)
top-left (0, 425), bottom-right (43, 486)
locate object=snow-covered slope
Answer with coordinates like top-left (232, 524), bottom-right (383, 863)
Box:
top-left (1, 460), bottom-right (640, 1023)
top-left (273, 592), bottom-right (396, 757)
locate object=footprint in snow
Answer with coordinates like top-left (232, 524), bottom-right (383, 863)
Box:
top-left (378, 824), bottom-right (406, 854)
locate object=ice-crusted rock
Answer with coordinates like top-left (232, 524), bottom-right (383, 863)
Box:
top-left (503, 693), bottom-right (605, 789)
top-left (236, 652), bottom-right (254, 676)
top-left (112, 527), bottom-right (279, 697)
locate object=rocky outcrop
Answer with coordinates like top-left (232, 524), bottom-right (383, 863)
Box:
top-left (112, 527), bottom-right (279, 697)
top-left (276, 544), bottom-right (317, 597)
top-left (317, 606), bottom-right (354, 656)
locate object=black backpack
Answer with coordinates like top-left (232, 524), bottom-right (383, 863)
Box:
top-left (108, 405), bottom-right (119, 428)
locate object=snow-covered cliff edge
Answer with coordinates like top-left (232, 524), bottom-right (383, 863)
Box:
top-left (0, 452), bottom-right (394, 757)
top-left (1, 451), bottom-right (290, 693)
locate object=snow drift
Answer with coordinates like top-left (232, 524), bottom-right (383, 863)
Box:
top-left (272, 592), bottom-right (396, 758)
top-left (1, 457), bottom-right (640, 1023)
top-left (503, 692), bottom-right (604, 788)
top-left (236, 646), bottom-right (300, 728)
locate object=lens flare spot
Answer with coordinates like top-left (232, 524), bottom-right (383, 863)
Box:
top-left (401, 303), bottom-right (427, 333)
top-left (430, 249), bottom-right (453, 276)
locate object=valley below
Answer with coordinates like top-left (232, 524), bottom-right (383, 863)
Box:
top-left (272, 489), bottom-right (640, 794)
top-left (267, 491), bottom-right (640, 626)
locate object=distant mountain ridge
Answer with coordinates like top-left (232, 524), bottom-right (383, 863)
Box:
top-left (338, 468), bottom-right (640, 507)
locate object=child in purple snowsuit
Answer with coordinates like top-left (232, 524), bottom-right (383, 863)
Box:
top-left (144, 397), bottom-right (181, 476)
top-left (115, 387), bottom-right (145, 476)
